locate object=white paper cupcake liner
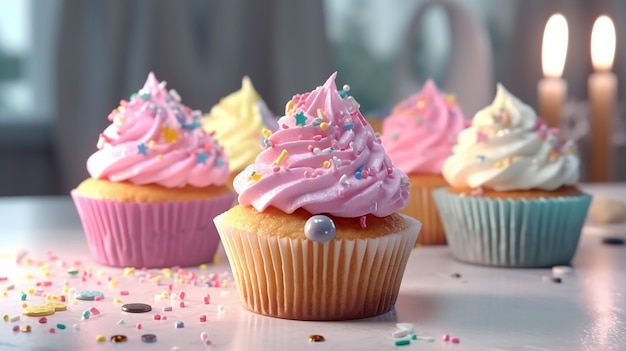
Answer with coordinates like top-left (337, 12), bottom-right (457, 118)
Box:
top-left (214, 213), bottom-right (421, 320)
top-left (433, 188), bottom-right (592, 267)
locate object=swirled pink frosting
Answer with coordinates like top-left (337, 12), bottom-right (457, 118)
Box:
top-left (381, 80), bottom-right (466, 175)
top-left (233, 72), bottom-right (410, 218)
top-left (87, 72), bottom-right (230, 188)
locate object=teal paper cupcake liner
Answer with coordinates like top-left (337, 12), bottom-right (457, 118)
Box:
top-left (432, 188), bottom-right (592, 268)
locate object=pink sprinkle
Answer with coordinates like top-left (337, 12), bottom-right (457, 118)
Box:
top-left (451, 337), bottom-right (460, 344)
top-left (161, 315), bottom-right (167, 320)
top-left (386, 167), bottom-right (393, 175)
top-left (49, 327), bottom-right (56, 333)
top-left (136, 323), bottom-right (142, 330)
top-left (12, 325), bottom-right (19, 332)
top-left (179, 301), bottom-right (187, 308)
top-left (96, 281), bottom-right (101, 286)
top-left (203, 295), bottom-right (210, 305)
top-left (81, 277), bottom-right (87, 282)
top-left (60, 295), bottom-right (66, 302)
top-left (168, 284), bottom-right (173, 291)
top-left (442, 334), bottom-right (450, 342)
top-left (199, 315), bottom-right (207, 322)
top-left (273, 167), bottom-right (280, 173)
top-left (120, 290), bottom-right (129, 296)
top-left (89, 307), bottom-right (100, 315)
top-left (307, 145), bottom-right (313, 152)
top-left (179, 291), bottom-right (186, 300)
top-left (153, 314), bottom-right (161, 320)
top-left (360, 216), bottom-right (367, 228)
top-left (281, 124), bottom-right (288, 129)
top-left (203, 339), bottom-right (212, 346)
top-left (268, 139), bottom-right (275, 147)
top-left (94, 295), bottom-right (102, 301)
top-left (107, 276), bottom-right (112, 281)
top-left (38, 317), bottom-right (48, 324)
top-left (0, 277), bottom-right (8, 282)
top-left (313, 135), bottom-right (322, 141)
top-left (361, 170), bottom-right (369, 178)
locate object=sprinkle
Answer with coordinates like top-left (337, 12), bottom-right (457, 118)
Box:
top-left (248, 171), bottom-right (263, 181)
top-left (117, 319), bottom-right (124, 325)
top-left (443, 334), bottom-right (450, 341)
top-left (162, 306), bottom-right (173, 312)
top-left (395, 339), bottom-right (410, 346)
top-left (262, 128), bottom-right (272, 138)
top-left (139, 92), bottom-right (151, 100)
top-left (56, 323), bottom-right (66, 330)
top-left (342, 84), bottom-right (351, 92)
top-left (12, 325), bottom-right (19, 332)
top-left (67, 268), bottom-right (79, 275)
top-left (110, 335), bottom-right (128, 343)
top-left (355, 172), bottom-right (362, 180)
top-left (136, 323), bottom-right (142, 330)
top-left (95, 334), bottom-right (106, 342)
top-left (494, 162), bottom-right (504, 169)
top-left (411, 334), bottom-right (417, 340)
top-left (75, 290), bottom-right (105, 301)
top-left (360, 216), bottom-right (367, 228)
top-left (323, 161), bottom-right (331, 168)
top-left (113, 297), bottom-right (122, 304)
top-left (312, 118), bottom-right (323, 126)
top-left (343, 123), bottom-right (354, 130)
top-left (199, 315), bottom-right (207, 322)
top-left (285, 99), bottom-right (294, 115)
top-left (94, 295), bottom-right (103, 301)
top-left (175, 321), bottom-right (184, 328)
top-left (81, 310), bottom-right (90, 320)
top-left (203, 295), bottom-right (210, 304)
top-left (451, 273), bottom-right (462, 278)
top-left (89, 307), bottom-right (100, 315)
top-left (141, 334), bottom-right (157, 343)
top-left (308, 334), bottom-right (326, 342)
top-left (38, 317), bottom-right (47, 323)
top-left (161, 126), bottom-right (179, 143)
top-left (476, 155), bottom-right (485, 162)
top-left (272, 149), bottom-right (288, 165)
top-left (201, 331), bottom-right (209, 341)
top-left (552, 277), bottom-right (562, 284)
top-left (21, 325), bottom-right (32, 333)
top-left (320, 122), bottom-right (328, 130)
top-left (294, 112), bottom-right (307, 126)
top-left (119, 290), bottom-right (129, 296)
top-left (20, 292), bottom-right (27, 300)
top-left (197, 151), bottom-right (209, 164)
top-left (451, 337), bottom-right (460, 343)
top-left (109, 279), bottom-right (118, 288)
top-left (179, 301), bottom-right (187, 308)
top-left (339, 90), bottom-right (347, 98)
top-left (72, 324), bottom-right (79, 331)
top-left (49, 327), bottom-right (55, 333)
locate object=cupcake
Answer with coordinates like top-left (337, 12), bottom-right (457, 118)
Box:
top-left (381, 80), bottom-right (465, 245)
top-left (214, 73), bottom-right (420, 320)
top-left (71, 72), bottom-right (235, 268)
top-left (433, 84), bottom-right (591, 267)
top-left (202, 76), bottom-right (277, 187)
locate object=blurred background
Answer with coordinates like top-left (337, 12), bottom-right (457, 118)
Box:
top-left (0, 0), bottom-right (625, 196)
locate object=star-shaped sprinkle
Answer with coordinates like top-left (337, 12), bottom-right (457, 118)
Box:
top-left (197, 151), bottom-right (209, 164)
top-left (137, 143), bottom-right (148, 156)
top-left (294, 112), bottom-right (307, 126)
top-left (161, 126), bottom-right (179, 143)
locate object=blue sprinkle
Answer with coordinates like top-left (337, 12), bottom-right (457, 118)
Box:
top-left (215, 157), bottom-right (224, 167)
top-left (476, 155), bottom-right (485, 162)
top-left (355, 172), bottom-right (362, 180)
top-left (197, 151), bottom-right (209, 164)
top-left (130, 93), bottom-right (138, 100)
top-left (137, 143), bottom-right (148, 156)
top-left (182, 120), bottom-right (200, 130)
top-left (339, 91), bottom-right (347, 98)
top-left (204, 282), bottom-right (213, 287)
top-left (176, 115), bottom-right (185, 123)
top-left (175, 321), bottom-right (184, 328)
top-left (357, 165), bottom-right (365, 172)
top-left (343, 123), bottom-right (354, 130)
top-left (139, 93), bottom-right (151, 100)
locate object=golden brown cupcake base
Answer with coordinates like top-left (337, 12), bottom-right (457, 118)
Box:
top-left (76, 178), bottom-right (232, 202)
top-left (400, 173), bottom-right (448, 245)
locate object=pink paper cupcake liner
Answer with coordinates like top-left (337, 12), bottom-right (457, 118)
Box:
top-left (71, 190), bottom-right (235, 268)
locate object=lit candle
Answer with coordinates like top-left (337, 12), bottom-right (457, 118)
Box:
top-left (538, 14), bottom-right (569, 128)
top-left (588, 15), bottom-right (617, 182)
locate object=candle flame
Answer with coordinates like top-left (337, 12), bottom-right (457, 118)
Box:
top-left (542, 14), bottom-right (569, 78)
top-left (591, 16), bottom-right (616, 72)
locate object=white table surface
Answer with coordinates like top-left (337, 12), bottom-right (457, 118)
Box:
top-left (0, 184), bottom-right (625, 351)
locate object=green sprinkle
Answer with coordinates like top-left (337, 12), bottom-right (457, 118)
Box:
top-left (411, 334), bottom-right (417, 340)
top-left (312, 118), bottom-right (322, 126)
top-left (139, 93), bottom-right (151, 100)
top-left (395, 339), bottom-right (410, 346)
top-left (67, 268), bottom-right (79, 275)
top-left (20, 293), bottom-right (27, 301)
top-left (56, 323), bottom-right (66, 330)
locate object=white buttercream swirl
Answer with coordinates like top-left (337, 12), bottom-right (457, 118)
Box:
top-left (442, 84), bottom-right (579, 191)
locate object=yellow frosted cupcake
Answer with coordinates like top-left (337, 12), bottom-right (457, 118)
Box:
top-left (202, 77), bottom-right (277, 187)
top-left (214, 73), bottom-right (420, 320)
top-left (72, 72), bottom-right (235, 268)
top-left (381, 80), bottom-right (465, 245)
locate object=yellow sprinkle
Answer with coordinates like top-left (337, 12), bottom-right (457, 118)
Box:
top-left (198, 264), bottom-right (208, 270)
top-left (27, 288), bottom-right (35, 294)
top-left (161, 268), bottom-right (172, 278)
top-left (26, 258), bottom-right (34, 265)
top-left (148, 140), bottom-right (155, 148)
top-left (2, 314), bottom-right (8, 321)
top-left (262, 128), bottom-right (272, 139)
top-left (316, 108), bottom-right (324, 120)
top-left (2, 289), bottom-right (7, 297)
top-left (123, 267), bottom-right (135, 277)
top-left (494, 162), bottom-right (504, 169)
top-left (62, 286), bottom-right (69, 294)
top-left (285, 99), bottom-right (294, 115)
top-left (445, 94), bottom-right (457, 105)
top-left (43, 271), bottom-right (52, 277)
top-left (24, 273), bottom-right (33, 279)
top-left (149, 275), bottom-right (162, 283)
top-left (97, 269), bottom-right (104, 276)
top-left (161, 291), bottom-right (169, 299)
top-left (248, 172), bottom-right (263, 182)
top-left (39, 263), bottom-right (49, 270)
top-left (21, 303), bottom-right (28, 308)
top-left (113, 297), bottom-right (122, 304)
top-left (320, 122), bottom-right (328, 130)
top-left (272, 149), bottom-right (288, 165)
top-left (109, 279), bottom-right (118, 288)
top-left (161, 126), bottom-right (179, 143)
top-left (323, 161), bottom-right (330, 168)
top-left (96, 335), bottom-right (106, 342)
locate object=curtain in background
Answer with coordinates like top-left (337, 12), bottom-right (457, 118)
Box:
top-left (54, 0), bottom-right (331, 192)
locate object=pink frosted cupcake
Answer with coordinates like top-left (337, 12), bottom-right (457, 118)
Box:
top-left (71, 72), bottom-right (234, 268)
top-left (381, 80), bottom-right (465, 245)
top-left (214, 73), bottom-right (420, 320)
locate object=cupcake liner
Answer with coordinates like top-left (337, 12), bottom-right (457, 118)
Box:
top-left (402, 181), bottom-right (447, 245)
top-left (71, 190), bottom-right (235, 268)
top-left (433, 188), bottom-right (592, 267)
top-left (214, 213), bottom-right (421, 320)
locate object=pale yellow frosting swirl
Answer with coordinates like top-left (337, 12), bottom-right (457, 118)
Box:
top-left (202, 77), bottom-right (277, 172)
